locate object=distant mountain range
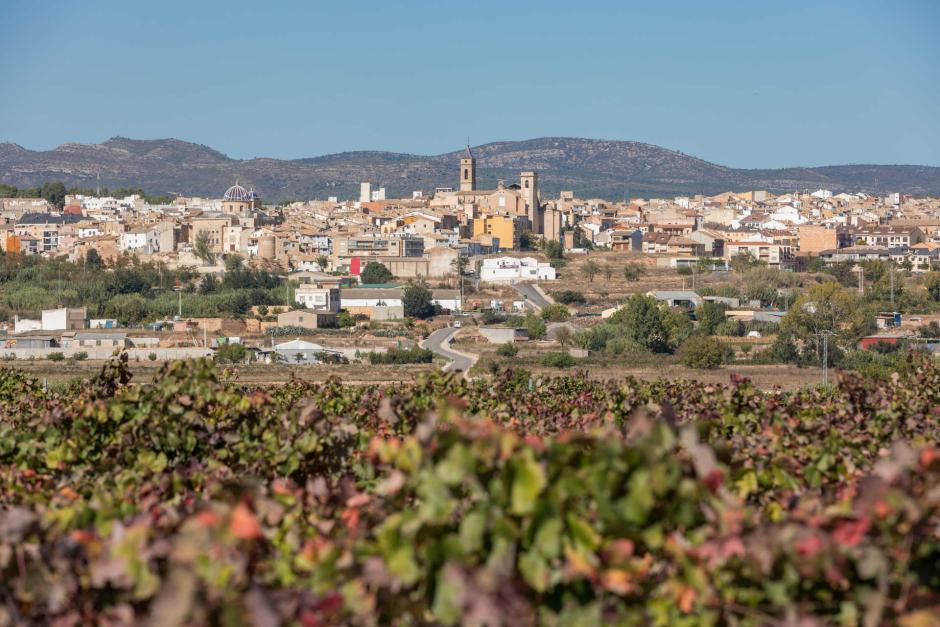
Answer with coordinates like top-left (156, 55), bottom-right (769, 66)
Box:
top-left (1, 136), bottom-right (938, 202)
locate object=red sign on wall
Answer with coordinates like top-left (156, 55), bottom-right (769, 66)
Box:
top-left (350, 257), bottom-right (361, 275)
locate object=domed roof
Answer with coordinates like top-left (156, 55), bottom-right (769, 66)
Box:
top-left (223, 181), bottom-right (250, 202)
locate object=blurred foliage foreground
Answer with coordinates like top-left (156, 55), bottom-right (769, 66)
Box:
top-left (2, 354), bottom-right (940, 625)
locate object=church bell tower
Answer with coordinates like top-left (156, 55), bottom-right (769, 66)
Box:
top-left (459, 145), bottom-right (476, 192)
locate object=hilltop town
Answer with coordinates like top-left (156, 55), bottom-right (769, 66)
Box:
top-left (0, 146), bottom-right (939, 386)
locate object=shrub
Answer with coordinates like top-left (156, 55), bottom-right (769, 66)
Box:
top-left (540, 303), bottom-right (570, 321)
top-left (694, 301), bottom-right (727, 335)
top-left (480, 310), bottom-right (506, 325)
top-left (551, 290), bottom-right (586, 305)
top-left (678, 335), bottom-right (732, 369)
top-left (214, 342), bottom-right (249, 364)
top-left (360, 261), bottom-right (394, 284)
top-left (623, 263), bottom-right (642, 281)
top-left (367, 346), bottom-right (434, 364)
top-left (148, 352), bottom-right (158, 361)
top-left (69, 351), bottom-right (89, 362)
top-left (541, 351), bottom-right (576, 368)
top-left (496, 343), bottom-right (518, 357)
top-left (714, 319), bottom-right (745, 337)
top-left (47, 351), bottom-right (65, 362)
top-left (524, 313), bottom-right (547, 339)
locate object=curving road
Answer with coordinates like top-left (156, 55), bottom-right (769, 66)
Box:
top-left (513, 282), bottom-right (552, 311)
top-left (421, 327), bottom-right (477, 374)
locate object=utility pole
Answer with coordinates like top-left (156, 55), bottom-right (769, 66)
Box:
top-left (890, 264), bottom-right (895, 308)
top-left (857, 266), bottom-right (864, 295)
top-left (818, 330), bottom-right (835, 386)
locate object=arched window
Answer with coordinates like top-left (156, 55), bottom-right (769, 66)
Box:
top-left (464, 169), bottom-right (469, 180)
top-left (525, 180), bottom-right (530, 188)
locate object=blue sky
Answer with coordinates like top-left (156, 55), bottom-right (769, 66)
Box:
top-left (1, 0), bottom-right (938, 167)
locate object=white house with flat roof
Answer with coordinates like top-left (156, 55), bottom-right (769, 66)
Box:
top-left (480, 256), bottom-right (556, 283)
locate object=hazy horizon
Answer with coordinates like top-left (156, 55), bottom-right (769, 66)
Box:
top-left (4, 135), bottom-right (940, 171)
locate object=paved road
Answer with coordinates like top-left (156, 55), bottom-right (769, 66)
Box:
top-left (421, 327), bottom-right (477, 374)
top-left (513, 282), bottom-right (552, 311)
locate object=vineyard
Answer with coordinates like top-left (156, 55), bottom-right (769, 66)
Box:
top-left (2, 354), bottom-right (940, 625)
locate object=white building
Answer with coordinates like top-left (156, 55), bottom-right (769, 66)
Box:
top-left (811, 189), bottom-right (833, 199)
top-left (119, 231), bottom-right (148, 251)
top-left (13, 317), bottom-right (42, 334)
top-left (294, 285), bottom-right (341, 313)
top-left (339, 288), bottom-right (461, 312)
top-left (479, 256), bottom-right (556, 283)
top-left (41, 307), bottom-right (87, 331)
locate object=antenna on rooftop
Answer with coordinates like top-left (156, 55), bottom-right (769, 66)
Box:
top-left (96, 168), bottom-right (100, 197)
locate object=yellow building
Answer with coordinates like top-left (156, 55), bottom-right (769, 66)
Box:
top-left (472, 215), bottom-right (518, 250)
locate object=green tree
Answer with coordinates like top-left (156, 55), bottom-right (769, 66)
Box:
top-left (214, 342), bottom-right (249, 364)
top-left (602, 264), bottom-right (614, 281)
top-left (695, 301), bottom-right (728, 335)
top-left (543, 239), bottom-right (564, 260)
top-left (316, 255), bottom-right (329, 271)
top-left (779, 282), bottom-right (875, 359)
top-left (193, 231), bottom-right (214, 264)
top-left (360, 261), bottom-right (394, 284)
top-left (540, 303), bottom-right (570, 322)
top-left (199, 274), bottom-right (218, 294)
top-left (609, 294), bottom-right (691, 353)
top-left (85, 248), bottom-right (104, 271)
top-left (582, 259), bottom-right (600, 283)
top-left (554, 325), bottom-right (572, 347)
top-left (403, 284), bottom-right (436, 319)
top-left (451, 255), bottom-right (470, 277)
top-left (678, 336), bottom-right (732, 369)
top-left (924, 272), bottom-right (940, 302)
top-left (40, 181), bottom-right (67, 208)
top-left (524, 312), bottom-right (547, 339)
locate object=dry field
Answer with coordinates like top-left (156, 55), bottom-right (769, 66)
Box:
top-left (537, 251), bottom-right (729, 311)
top-left (8, 360), bottom-right (439, 388)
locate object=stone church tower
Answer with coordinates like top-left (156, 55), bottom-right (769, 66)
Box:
top-left (459, 145), bottom-right (476, 192)
top-left (521, 171), bottom-right (542, 233)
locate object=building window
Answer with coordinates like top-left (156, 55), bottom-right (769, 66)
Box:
top-left (464, 169), bottom-right (469, 180)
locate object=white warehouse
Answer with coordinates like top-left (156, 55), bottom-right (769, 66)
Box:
top-left (479, 256), bottom-right (556, 283)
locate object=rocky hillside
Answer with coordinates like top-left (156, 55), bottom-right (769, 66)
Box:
top-left (1, 136), bottom-right (937, 201)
